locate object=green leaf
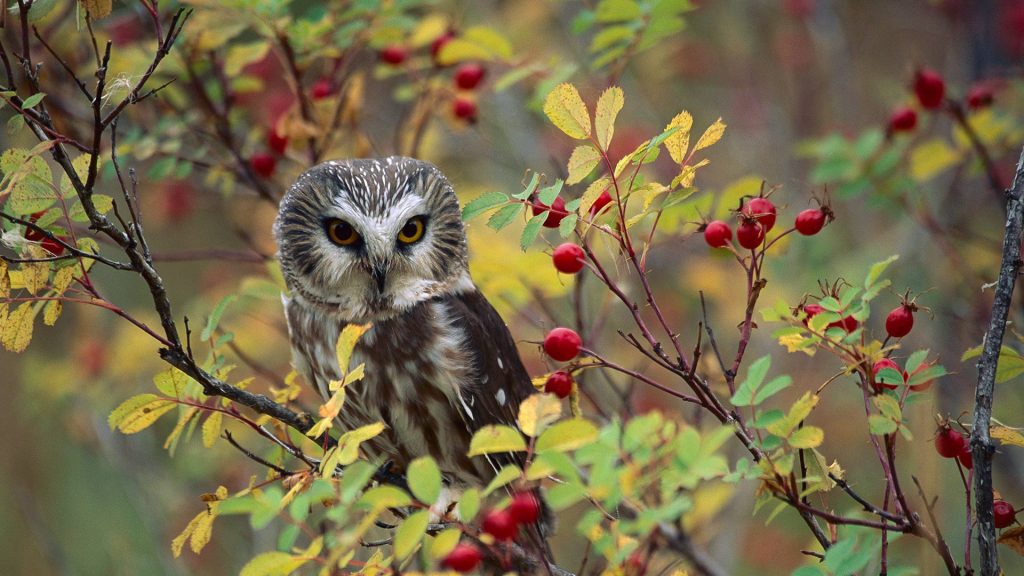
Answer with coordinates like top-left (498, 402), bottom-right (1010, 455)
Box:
top-left (537, 180), bottom-right (564, 205)
top-left (467, 425), bottom-right (526, 456)
top-left (868, 415), bottom-right (898, 435)
top-left (566, 145), bottom-right (602, 185)
top-left (487, 203), bottom-right (521, 231)
top-left (483, 464), bottom-right (522, 496)
top-left (360, 485), bottom-right (412, 510)
top-left (559, 213), bottom-right (578, 237)
top-left (962, 344), bottom-right (1024, 383)
top-left (407, 456), bottom-right (442, 505)
top-left (545, 481), bottom-right (586, 510)
top-left (393, 509), bottom-right (429, 560)
top-left (753, 375), bottom-right (793, 405)
top-left (21, 93), bottom-right (46, 109)
top-left (594, 86), bottom-right (624, 151)
top-left (865, 255), bottom-right (899, 289)
top-left (201, 294), bottom-right (238, 342)
top-left (873, 394), bottom-right (902, 420)
top-left (224, 41), bottom-right (271, 76)
top-left (2, 148), bottom-right (55, 214)
top-left (536, 418), bottom-right (599, 453)
top-left (457, 488), bottom-right (480, 521)
top-left (520, 211), bottom-right (547, 251)
top-left (905, 349), bottom-right (930, 374)
top-left (462, 191), bottom-right (508, 221)
top-left (512, 172), bottom-right (540, 200)
top-left (730, 355), bottom-right (771, 407)
top-left (543, 83), bottom-right (591, 140)
top-left (595, 0), bottom-right (642, 22)
top-left (765, 392), bottom-right (818, 438)
top-left (339, 460), bottom-right (377, 504)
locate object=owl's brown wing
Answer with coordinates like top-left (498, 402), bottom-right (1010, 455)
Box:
top-left (443, 289), bottom-right (536, 453)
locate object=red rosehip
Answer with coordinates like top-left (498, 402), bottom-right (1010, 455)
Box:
top-left (703, 220), bottom-right (732, 248)
top-left (431, 31), bottom-right (456, 63)
top-left (888, 106), bottom-right (918, 133)
top-left (532, 196), bottom-right (568, 228)
top-left (249, 152), bottom-right (276, 178)
top-left (908, 362), bottom-right (936, 392)
top-left (40, 236), bottom-right (65, 256)
top-left (442, 543), bottom-right (482, 572)
top-left (872, 358), bottom-right (905, 391)
top-left (827, 315), bottom-right (859, 332)
top-left (379, 45), bottom-right (407, 66)
top-left (544, 371), bottom-right (574, 398)
top-left (914, 68), bottom-right (946, 110)
top-left (552, 243), bottom-right (585, 274)
top-left (164, 183), bottom-right (195, 222)
top-left (795, 208), bottom-right (827, 235)
top-left (994, 499), bottom-right (1017, 529)
top-left (802, 303), bottom-right (824, 324)
top-left (967, 84), bottom-right (994, 110)
top-left (482, 509), bottom-right (517, 541)
top-left (590, 190), bottom-right (613, 215)
top-left (885, 305), bottom-right (915, 338)
top-left (543, 327), bottom-right (582, 362)
top-left (935, 426), bottom-right (967, 458)
top-left (958, 447), bottom-right (973, 470)
top-left (23, 211), bottom-right (47, 241)
top-left (453, 97), bottom-right (477, 123)
top-left (509, 491), bottom-right (541, 524)
top-left (741, 197), bottom-right (777, 231)
top-left (267, 129), bottom-right (288, 155)
top-left (454, 63), bottom-right (486, 90)
top-left (736, 219), bottom-right (765, 250)
top-left (311, 78), bottom-right (333, 100)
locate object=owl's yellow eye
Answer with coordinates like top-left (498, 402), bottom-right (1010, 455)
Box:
top-left (397, 216), bottom-right (425, 244)
top-left (326, 219), bottom-right (360, 246)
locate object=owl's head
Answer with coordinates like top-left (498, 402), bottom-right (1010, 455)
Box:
top-left (274, 157), bottom-right (472, 322)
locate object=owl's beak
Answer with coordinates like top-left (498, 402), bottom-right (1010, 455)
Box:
top-left (370, 263), bottom-right (388, 294)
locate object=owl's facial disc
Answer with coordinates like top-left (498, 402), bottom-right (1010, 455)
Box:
top-left (275, 157), bottom-right (472, 322)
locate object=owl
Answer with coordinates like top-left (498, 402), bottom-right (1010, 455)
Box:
top-left (274, 156), bottom-right (536, 489)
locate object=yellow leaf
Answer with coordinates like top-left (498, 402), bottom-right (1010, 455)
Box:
top-left (543, 83), bottom-right (591, 140)
top-left (52, 266), bottom-right (74, 294)
top-left (0, 260), bottom-right (8, 298)
top-left (335, 422), bottom-right (385, 465)
top-left (673, 158), bottom-right (710, 189)
top-left (108, 393), bottom-right (176, 434)
top-left (637, 182), bottom-right (670, 212)
top-left (409, 15), bottom-right (449, 47)
top-left (79, 0), bottom-right (112, 18)
top-left (991, 424), bottom-right (1024, 448)
top-left (2, 301), bottom-right (36, 353)
top-left (224, 42), bottom-right (270, 76)
top-left (766, 392), bottom-right (819, 438)
top-left (535, 418), bottom-right (599, 452)
top-left (664, 111), bottom-right (693, 163)
top-left (428, 528), bottom-right (462, 559)
top-left (594, 86), bottom-right (624, 151)
top-left (468, 424), bottom-right (527, 456)
top-left (20, 246), bottom-right (49, 295)
top-left (171, 509), bottom-right (207, 558)
top-left (998, 525), bottom-right (1024, 557)
top-left (788, 426), bottom-right (824, 449)
top-left (578, 177), bottom-right (612, 217)
top-left (517, 393), bottom-right (563, 437)
top-left (202, 411), bottom-right (223, 448)
top-left (393, 509), bottom-right (429, 560)
top-left (239, 551), bottom-right (309, 576)
top-left (164, 406), bottom-right (199, 452)
top-left (342, 363), bottom-right (365, 387)
top-left (42, 299), bottom-right (62, 326)
top-left (336, 323), bottom-right (371, 375)
top-left (909, 138), bottom-right (961, 182)
top-left (566, 145), bottom-right (602, 185)
top-left (693, 118), bottom-right (726, 152)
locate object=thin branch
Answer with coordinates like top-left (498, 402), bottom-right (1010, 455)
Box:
top-left (970, 144), bottom-right (1024, 576)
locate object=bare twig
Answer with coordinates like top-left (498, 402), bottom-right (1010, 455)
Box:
top-left (970, 144), bottom-right (1024, 576)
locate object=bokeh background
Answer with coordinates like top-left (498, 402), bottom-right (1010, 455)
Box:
top-left (1, 0), bottom-right (1023, 574)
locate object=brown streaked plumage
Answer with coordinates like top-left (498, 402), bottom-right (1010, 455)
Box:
top-left (274, 157), bottom-right (535, 487)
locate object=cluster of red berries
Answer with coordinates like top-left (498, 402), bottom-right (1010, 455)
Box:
top-left (23, 211), bottom-right (65, 255)
top-left (934, 425), bottom-right (973, 469)
top-left (441, 492), bottom-right (541, 572)
top-left (887, 68), bottom-right (994, 135)
top-left (377, 31), bottom-right (485, 123)
top-left (704, 195), bottom-right (832, 251)
top-left (541, 327), bottom-right (582, 399)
